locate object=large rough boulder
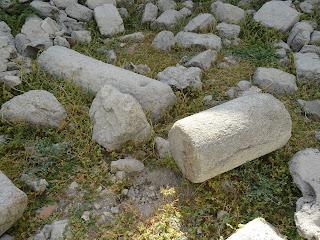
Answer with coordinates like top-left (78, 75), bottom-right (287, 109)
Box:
top-left (0, 170), bottom-right (28, 236)
top-left (211, 1), bottom-right (245, 24)
top-left (287, 21), bottom-right (314, 52)
top-left (89, 85), bottom-right (151, 151)
top-left (227, 218), bottom-right (285, 240)
top-left (168, 93), bottom-right (292, 183)
top-left (175, 31), bottom-right (222, 50)
top-left (37, 46), bottom-right (176, 120)
top-left (295, 52), bottom-right (320, 83)
top-left (253, 1), bottom-right (300, 32)
top-left (253, 67), bottom-right (297, 95)
top-left (289, 149), bottom-right (320, 240)
top-left (94, 4), bottom-right (124, 37)
top-left (0, 90), bottom-right (67, 128)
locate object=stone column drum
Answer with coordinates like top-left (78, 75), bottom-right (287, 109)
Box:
top-left (168, 93), bottom-right (292, 183)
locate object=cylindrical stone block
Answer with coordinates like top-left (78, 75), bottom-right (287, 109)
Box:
top-left (168, 93), bottom-right (292, 183)
top-left (37, 46), bottom-right (176, 120)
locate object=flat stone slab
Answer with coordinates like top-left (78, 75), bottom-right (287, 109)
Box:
top-left (0, 170), bottom-right (28, 236)
top-left (254, 1), bottom-right (300, 32)
top-left (227, 218), bottom-right (285, 240)
top-left (295, 52), bottom-right (320, 83)
top-left (169, 93), bottom-right (292, 183)
top-left (37, 46), bottom-right (176, 120)
top-left (175, 31), bottom-right (222, 50)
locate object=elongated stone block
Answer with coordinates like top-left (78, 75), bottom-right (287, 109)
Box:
top-left (37, 46), bottom-right (176, 119)
top-left (168, 93), bottom-right (292, 183)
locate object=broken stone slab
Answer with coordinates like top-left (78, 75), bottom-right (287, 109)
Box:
top-left (65, 3), bottom-right (93, 22)
top-left (183, 13), bottom-right (216, 33)
top-left (253, 1), bottom-right (300, 32)
top-left (86, 0), bottom-right (116, 9)
top-left (175, 31), bottom-right (222, 50)
top-left (142, 3), bottom-right (158, 24)
top-left (152, 30), bottom-right (175, 51)
top-left (295, 52), bottom-right (320, 83)
top-left (253, 67), bottom-right (298, 95)
top-left (89, 85), bottom-right (151, 151)
top-left (168, 93), bottom-right (292, 183)
top-left (287, 21), bottom-right (314, 52)
top-left (157, 64), bottom-right (202, 90)
top-left (38, 46), bottom-right (176, 120)
top-left (211, 1), bottom-right (245, 24)
top-left (0, 90), bottom-right (67, 128)
top-left (0, 170), bottom-right (28, 236)
top-left (94, 4), bottom-right (124, 37)
top-left (226, 218), bottom-right (285, 240)
top-left (185, 49), bottom-right (217, 70)
top-left (110, 158), bottom-right (145, 173)
top-left (298, 99), bottom-right (320, 121)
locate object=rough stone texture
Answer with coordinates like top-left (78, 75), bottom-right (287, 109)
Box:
top-left (152, 30), bottom-right (175, 51)
top-left (295, 52), bottom-right (320, 83)
top-left (185, 49), bottom-right (217, 70)
top-left (38, 46), bottom-right (176, 119)
top-left (110, 158), bottom-right (145, 173)
top-left (30, 1), bottom-right (59, 19)
top-left (311, 30), bottom-right (320, 45)
top-left (211, 1), bottom-right (245, 24)
top-left (253, 67), bottom-right (298, 95)
top-left (175, 31), bottom-right (222, 50)
top-left (287, 21), bottom-right (314, 52)
top-left (0, 170), bottom-right (28, 236)
top-left (52, 0), bottom-right (77, 9)
top-left (157, 0), bottom-right (176, 12)
top-left (65, 3), bottom-right (93, 22)
top-left (94, 4), bottom-right (124, 37)
top-left (0, 75), bottom-right (21, 88)
top-left (227, 218), bottom-right (285, 240)
top-left (300, 45), bottom-right (320, 55)
top-left (298, 99), bottom-right (320, 121)
top-left (53, 36), bottom-right (70, 48)
top-left (168, 93), bottom-right (292, 183)
top-left (86, 0), bottom-right (116, 9)
top-left (253, 1), bottom-right (300, 32)
top-left (0, 90), bottom-right (67, 128)
top-left (71, 30), bottom-right (92, 43)
top-left (157, 64), bottom-right (202, 90)
top-left (155, 137), bottom-right (171, 159)
top-left (289, 148), bottom-right (320, 240)
top-left (183, 13), bottom-right (216, 33)
top-left (142, 3), bottom-right (158, 24)
top-left (152, 9), bottom-right (184, 30)
top-left (89, 85), bottom-right (151, 151)
top-left (316, 131), bottom-right (320, 141)
top-left (217, 22), bottom-right (240, 39)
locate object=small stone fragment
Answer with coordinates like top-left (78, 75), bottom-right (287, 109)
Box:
top-left (110, 158), bottom-right (145, 173)
top-left (297, 99), bottom-right (320, 121)
top-left (185, 49), bottom-right (217, 70)
top-left (20, 174), bottom-right (48, 193)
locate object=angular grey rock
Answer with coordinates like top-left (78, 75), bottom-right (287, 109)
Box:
top-left (20, 174), bottom-right (48, 194)
top-left (56, 11), bottom-right (85, 33)
top-left (152, 9), bottom-right (184, 30)
top-left (52, 0), bottom-right (78, 9)
top-left (0, 90), bottom-right (67, 128)
top-left (311, 31), bottom-right (320, 45)
top-left (110, 158), bottom-right (145, 173)
top-left (155, 137), bottom-right (171, 159)
top-left (183, 13), bottom-right (216, 33)
top-left (65, 3), bottom-right (93, 22)
top-left (86, 0), bottom-right (116, 9)
top-left (175, 31), bottom-right (222, 50)
top-left (0, 170), bottom-right (28, 236)
top-left (295, 52), bottom-right (320, 83)
top-left (157, 64), bottom-right (202, 90)
top-left (0, 75), bottom-right (21, 88)
top-left (287, 22), bottom-right (314, 52)
top-left (253, 67), bottom-right (298, 95)
top-left (53, 36), bottom-right (70, 48)
top-left (298, 99), bottom-right (320, 121)
top-left (94, 4), bottom-right (124, 37)
top-left (38, 46), bottom-right (176, 120)
top-left (182, 0), bottom-right (193, 10)
top-left (227, 218), bottom-right (285, 240)
top-left (71, 30), bottom-right (92, 43)
top-left (152, 30), bottom-right (175, 51)
top-left (89, 85), bottom-right (151, 151)
top-left (119, 32), bottom-right (144, 42)
top-left (300, 45), bottom-right (320, 55)
top-left (185, 49), bottom-right (217, 70)
top-left (168, 93), bottom-right (292, 183)
top-left (217, 22), bottom-right (240, 39)
top-left (34, 219), bottom-right (69, 240)
top-left (289, 148), bottom-right (320, 239)
top-left (253, 1), bottom-right (300, 32)
top-left (40, 17), bottom-right (61, 36)
top-left (142, 3), bottom-right (158, 24)
top-left (118, 7), bottom-right (128, 18)
top-left (157, 0), bottom-right (176, 12)
top-left (300, 1), bottom-right (314, 14)
top-left (211, 1), bottom-right (245, 24)
top-left (30, 1), bottom-right (60, 19)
